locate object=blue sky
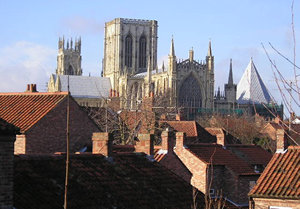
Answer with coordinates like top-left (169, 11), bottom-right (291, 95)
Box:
top-left (0, 0), bottom-right (299, 114)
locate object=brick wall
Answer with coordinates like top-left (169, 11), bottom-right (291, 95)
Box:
top-left (135, 134), bottom-right (154, 155)
top-left (252, 197), bottom-right (300, 209)
top-left (92, 132), bottom-right (112, 156)
top-left (0, 136), bottom-right (15, 209)
top-left (238, 175), bottom-right (259, 204)
top-left (174, 132), bottom-right (208, 193)
top-left (159, 131), bottom-right (192, 183)
top-left (16, 97), bottom-right (100, 154)
top-left (208, 165), bottom-right (225, 196)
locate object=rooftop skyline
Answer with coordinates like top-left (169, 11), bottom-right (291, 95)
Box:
top-left (0, 0), bottom-right (299, 114)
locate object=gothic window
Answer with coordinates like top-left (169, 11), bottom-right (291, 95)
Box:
top-left (178, 75), bottom-right (202, 108)
top-left (125, 34), bottom-right (132, 67)
top-left (67, 65), bottom-right (74, 75)
top-left (139, 35), bottom-right (147, 68)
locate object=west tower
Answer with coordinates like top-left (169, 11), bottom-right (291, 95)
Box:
top-left (56, 37), bottom-right (82, 76)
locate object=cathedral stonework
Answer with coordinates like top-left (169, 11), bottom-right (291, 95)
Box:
top-left (56, 37), bottom-right (82, 76)
top-left (103, 18), bottom-right (215, 110)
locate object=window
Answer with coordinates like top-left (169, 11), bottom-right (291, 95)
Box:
top-left (209, 189), bottom-right (215, 196)
top-left (139, 35), bottom-right (147, 68)
top-left (125, 34), bottom-right (132, 67)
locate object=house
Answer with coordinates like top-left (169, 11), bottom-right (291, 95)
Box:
top-left (261, 119), bottom-right (300, 152)
top-left (159, 120), bottom-right (217, 143)
top-left (0, 89), bottom-right (100, 154)
top-left (13, 132), bottom-right (206, 209)
top-left (0, 118), bottom-right (18, 209)
top-left (249, 134), bottom-right (300, 209)
top-left (153, 130), bottom-right (272, 207)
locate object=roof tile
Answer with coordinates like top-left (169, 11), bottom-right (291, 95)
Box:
top-left (0, 92), bottom-right (68, 132)
top-left (249, 146), bottom-right (300, 199)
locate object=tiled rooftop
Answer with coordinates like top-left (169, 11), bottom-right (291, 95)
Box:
top-left (187, 144), bottom-right (258, 175)
top-left (164, 121), bottom-right (198, 137)
top-left (0, 92), bottom-right (68, 132)
top-left (14, 153), bottom-right (204, 209)
top-left (226, 144), bottom-right (272, 166)
top-left (249, 146), bottom-right (300, 199)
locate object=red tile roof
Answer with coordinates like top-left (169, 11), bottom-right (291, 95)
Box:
top-left (14, 153), bottom-right (204, 209)
top-left (187, 144), bottom-right (257, 175)
top-left (163, 121), bottom-right (198, 137)
top-left (0, 92), bottom-right (68, 132)
top-left (249, 146), bottom-right (300, 199)
top-left (154, 147), bottom-right (166, 162)
top-left (226, 144), bottom-right (272, 166)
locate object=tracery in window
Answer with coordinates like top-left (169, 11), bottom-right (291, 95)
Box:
top-left (125, 34), bottom-right (132, 67)
top-left (139, 35), bottom-right (147, 68)
top-left (178, 75), bottom-right (202, 107)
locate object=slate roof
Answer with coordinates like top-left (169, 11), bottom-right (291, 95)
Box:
top-left (55, 75), bottom-right (111, 98)
top-left (0, 92), bottom-right (68, 132)
top-left (186, 144), bottom-right (258, 175)
top-left (249, 146), bottom-right (300, 199)
top-left (14, 153), bottom-right (204, 209)
top-left (237, 59), bottom-right (272, 104)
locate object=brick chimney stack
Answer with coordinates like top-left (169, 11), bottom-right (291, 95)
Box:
top-left (92, 132), bottom-right (112, 157)
top-left (205, 127), bottom-right (225, 146)
top-left (276, 129), bottom-right (287, 152)
top-left (26, 84), bottom-right (37, 92)
top-left (161, 131), bottom-right (175, 152)
top-left (175, 132), bottom-right (186, 152)
top-left (135, 133), bottom-right (154, 156)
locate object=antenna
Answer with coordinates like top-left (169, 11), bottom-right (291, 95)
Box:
top-left (64, 75), bottom-right (70, 209)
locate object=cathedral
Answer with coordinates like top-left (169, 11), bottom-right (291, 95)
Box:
top-left (102, 18), bottom-right (216, 110)
top-left (48, 17), bottom-right (281, 117)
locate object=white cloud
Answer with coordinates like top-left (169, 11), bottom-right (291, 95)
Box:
top-left (60, 16), bottom-right (104, 35)
top-left (0, 41), bottom-right (56, 92)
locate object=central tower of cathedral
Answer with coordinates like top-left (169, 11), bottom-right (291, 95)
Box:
top-left (103, 18), bottom-right (158, 93)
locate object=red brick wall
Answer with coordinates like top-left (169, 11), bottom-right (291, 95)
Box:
top-left (17, 97), bottom-right (100, 154)
top-left (159, 131), bottom-right (192, 183)
top-left (92, 132), bottom-right (112, 156)
top-left (252, 197), bottom-right (300, 209)
top-left (0, 136), bottom-right (15, 209)
top-left (175, 133), bottom-right (208, 193)
top-left (238, 175), bottom-right (259, 204)
top-left (135, 134), bottom-right (154, 155)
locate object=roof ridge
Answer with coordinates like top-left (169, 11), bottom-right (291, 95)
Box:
top-left (0, 92), bottom-right (68, 96)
